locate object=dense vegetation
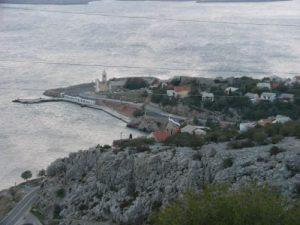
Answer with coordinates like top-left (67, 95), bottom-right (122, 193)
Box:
top-left (229, 120), bottom-right (300, 148)
top-left (124, 77), bottom-right (148, 90)
top-left (163, 121), bottom-right (300, 148)
top-left (150, 185), bottom-right (300, 225)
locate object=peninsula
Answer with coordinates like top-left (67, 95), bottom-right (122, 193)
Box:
top-left (7, 72), bottom-right (300, 225)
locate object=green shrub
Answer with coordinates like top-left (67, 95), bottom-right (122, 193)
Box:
top-left (150, 185), bottom-right (300, 225)
top-left (252, 131), bottom-right (268, 145)
top-left (192, 152), bottom-right (202, 161)
top-left (222, 157), bottom-right (234, 168)
top-left (271, 135), bottom-right (283, 144)
top-left (133, 109), bottom-right (145, 117)
top-left (53, 204), bottom-right (61, 219)
top-left (229, 139), bottom-right (255, 149)
top-left (270, 146), bottom-right (284, 156)
top-left (165, 133), bottom-right (204, 147)
top-left (55, 188), bottom-right (66, 199)
top-left (119, 137), bottom-right (155, 150)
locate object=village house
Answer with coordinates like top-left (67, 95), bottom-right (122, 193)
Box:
top-left (260, 92), bottom-right (276, 101)
top-left (278, 93), bottom-right (294, 102)
top-left (257, 118), bottom-right (273, 126)
top-left (165, 117), bottom-right (180, 135)
top-left (150, 131), bottom-right (170, 142)
top-left (108, 79), bottom-right (127, 92)
top-left (245, 93), bottom-right (259, 103)
top-left (273, 115), bottom-right (291, 124)
top-left (225, 87), bottom-right (239, 95)
top-left (174, 86), bottom-right (192, 98)
top-left (167, 90), bottom-right (177, 97)
top-left (201, 92), bottom-right (214, 102)
top-left (257, 82), bottom-right (271, 90)
top-left (149, 117), bottom-right (180, 142)
top-left (239, 122), bottom-right (257, 132)
top-left (181, 125), bottom-right (208, 136)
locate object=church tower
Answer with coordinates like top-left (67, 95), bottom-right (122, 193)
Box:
top-left (102, 70), bottom-right (107, 83)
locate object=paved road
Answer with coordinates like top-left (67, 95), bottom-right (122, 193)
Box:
top-left (0, 187), bottom-right (40, 225)
top-left (144, 104), bottom-right (186, 121)
top-left (17, 213), bottom-right (43, 225)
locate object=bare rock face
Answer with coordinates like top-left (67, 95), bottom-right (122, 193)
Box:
top-left (37, 137), bottom-right (300, 225)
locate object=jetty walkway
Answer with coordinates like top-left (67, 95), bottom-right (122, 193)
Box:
top-left (13, 96), bottom-right (131, 123)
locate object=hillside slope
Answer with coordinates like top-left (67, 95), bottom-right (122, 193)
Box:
top-left (37, 137), bottom-right (300, 225)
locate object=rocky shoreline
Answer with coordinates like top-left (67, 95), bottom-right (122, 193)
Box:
top-left (34, 137), bottom-right (300, 225)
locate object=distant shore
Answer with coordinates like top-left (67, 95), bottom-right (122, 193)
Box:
top-left (0, 0), bottom-right (290, 5)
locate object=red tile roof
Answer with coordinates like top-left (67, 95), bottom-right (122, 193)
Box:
top-left (152, 131), bottom-right (170, 142)
top-left (174, 86), bottom-right (192, 92)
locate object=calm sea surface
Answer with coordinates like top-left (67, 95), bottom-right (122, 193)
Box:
top-left (0, 0), bottom-right (299, 190)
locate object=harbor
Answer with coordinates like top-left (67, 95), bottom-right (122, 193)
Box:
top-left (12, 96), bottom-right (131, 124)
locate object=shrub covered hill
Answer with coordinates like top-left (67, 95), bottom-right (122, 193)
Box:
top-left (36, 123), bottom-right (300, 225)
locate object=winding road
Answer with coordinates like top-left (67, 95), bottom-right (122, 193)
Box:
top-left (0, 187), bottom-right (40, 225)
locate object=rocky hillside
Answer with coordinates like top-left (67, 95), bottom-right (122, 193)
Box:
top-left (36, 137), bottom-right (300, 225)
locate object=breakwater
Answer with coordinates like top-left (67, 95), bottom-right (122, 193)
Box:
top-left (13, 96), bottom-right (131, 123)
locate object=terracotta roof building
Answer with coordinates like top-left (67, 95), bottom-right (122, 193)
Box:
top-left (151, 131), bottom-right (170, 142)
top-left (174, 86), bottom-right (192, 98)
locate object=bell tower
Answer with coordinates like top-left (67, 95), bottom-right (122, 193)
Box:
top-left (102, 70), bottom-right (107, 83)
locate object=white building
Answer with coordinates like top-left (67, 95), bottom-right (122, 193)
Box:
top-left (273, 115), bottom-right (291, 124)
top-left (245, 93), bottom-right (259, 103)
top-left (225, 87), bottom-right (239, 95)
top-left (260, 92), bottom-right (276, 101)
top-left (239, 122), bottom-right (257, 133)
top-left (181, 125), bottom-right (208, 136)
top-left (167, 90), bottom-right (177, 97)
top-left (201, 92), bottom-right (214, 102)
top-left (257, 82), bottom-right (271, 90)
top-left (278, 93), bottom-right (294, 102)
top-left (108, 79), bottom-right (127, 92)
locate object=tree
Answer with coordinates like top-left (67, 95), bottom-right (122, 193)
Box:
top-left (21, 170), bottom-right (32, 181)
top-left (38, 169), bottom-right (46, 177)
top-left (150, 185), bottom-right (300, 225)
